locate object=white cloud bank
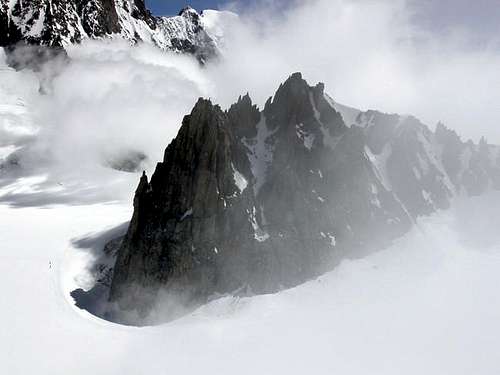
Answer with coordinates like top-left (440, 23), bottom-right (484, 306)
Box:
top-left (2, 0), bottom-right (500, 206)
top-left (38, 41), bottom-right (210, 171)
top-left (215, 0), bottom-right (500, 143)
top-left (0, 41), bottom-right (211, 203)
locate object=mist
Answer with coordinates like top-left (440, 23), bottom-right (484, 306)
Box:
top-left (213, 0), bottom-right (500, 142)
top-left (2, 0), bottom-right (500, 207)
top-left (0, 41), bottom-right (210, 203)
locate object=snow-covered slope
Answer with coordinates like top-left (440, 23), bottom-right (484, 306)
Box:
top-left (2, 192), bottom-right (500, 374)
top-left (333, 99), bottom-right (500, 200)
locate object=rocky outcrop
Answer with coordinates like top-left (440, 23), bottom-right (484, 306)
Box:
top-left (336, 106), bottom-right (500, 207)
top-left (0, 1), bottom-right (225, 62)
top-left (103, 73), bottom-right (500, 324)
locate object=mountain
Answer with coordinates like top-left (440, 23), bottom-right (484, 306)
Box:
top-left (0, 1), bottom-right (232, 62)
top-left (97, 73), bottom-right (500, 323)
top-left (332, 105), bottom-right (500, 198)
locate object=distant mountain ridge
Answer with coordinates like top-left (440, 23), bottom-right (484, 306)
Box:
top-left (96, 73), bottom-right (500, 324)
top-left (0, 1), bottom-right (233, 62)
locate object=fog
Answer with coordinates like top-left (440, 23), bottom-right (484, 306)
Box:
top-left (2, 0), bottom-right (500, 206)
top-left (43, 42), bottom-right (210, 165)
top-left (213, 0), bottom-right (500, 143)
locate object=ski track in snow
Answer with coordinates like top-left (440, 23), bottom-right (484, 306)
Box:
top-left (1, 191), bottom-right (500, 374)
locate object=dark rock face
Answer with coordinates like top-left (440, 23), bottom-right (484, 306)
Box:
top-left (1, 0), bottom-right (84, 46)
top-left (106, 73), bottom-right (500, 323)
top-left (101, 74), bottom-right (500, 324)
top-left (110, 99), bottom-right (260, 314)
top-left (0, 6), bottom-right (22, 45)
top-left (0, 1), bottom-right (219, 61)
top-left (107, 74), bottom-right (397, 321)
top-left (77, 0), bottom-right (123, 37)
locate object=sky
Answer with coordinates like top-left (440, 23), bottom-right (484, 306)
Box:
top-left (146, 0), bottom-right (227, 15)
top-left (411, 0), bottom-right (500, 39)
top-left (147, 0), bottom-right (500, 45)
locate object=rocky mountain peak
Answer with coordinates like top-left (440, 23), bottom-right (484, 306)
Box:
top-left (104, 74), bottom-right (414, 323)
top-left (69, 73), bottom-right (500, 325)
top-left (179, 5), bottom-right (199, 19)
top-left (0, 1), bottom-right (227, 63)
top-left (264, 72), bottom-right (345, 138)
top-left (266, 72), bottom-right (310, 114)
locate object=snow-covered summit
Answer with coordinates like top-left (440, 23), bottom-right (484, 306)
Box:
top-left (0, 1), bottom-right (234, 61)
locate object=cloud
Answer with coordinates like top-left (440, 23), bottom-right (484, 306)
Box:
top-left (211, 0), bottom-right (500, 143)
top-left (0, 40), bottom-right (211, 204)
top-left (39, 40), bottom-right (210, 168)
top-left (2, 0), bottom-right (500, 206)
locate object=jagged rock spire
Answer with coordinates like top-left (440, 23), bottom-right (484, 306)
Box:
top-left (104, 73), bottom-right (500, 325)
